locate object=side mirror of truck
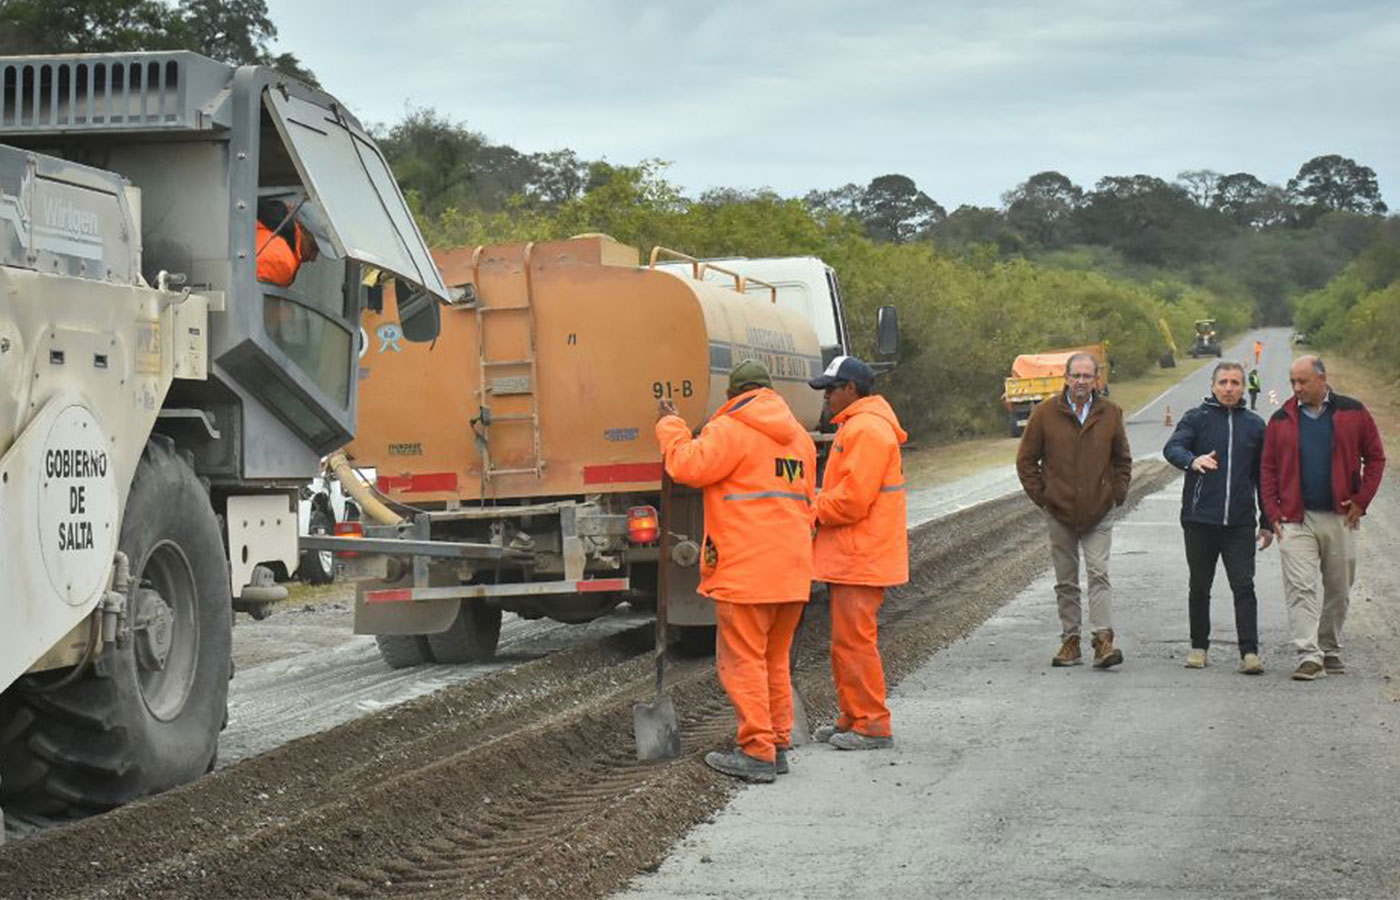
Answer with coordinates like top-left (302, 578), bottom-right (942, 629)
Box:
top-left (396, 280), bottom-right (441, 343)
top-left (876, 305), bottom-right (899, 359)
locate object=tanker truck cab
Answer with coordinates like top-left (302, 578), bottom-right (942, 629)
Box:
top-left (0, 51), bottom-right (452, 823)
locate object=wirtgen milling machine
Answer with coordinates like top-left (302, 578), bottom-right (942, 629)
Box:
top-left (0, 51), bottom-right (451, 826)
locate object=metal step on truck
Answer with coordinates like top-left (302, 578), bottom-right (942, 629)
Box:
top-left (304, 237), bottom-right (898, 666)
top-left (0, 51), bottom-right (454, 828)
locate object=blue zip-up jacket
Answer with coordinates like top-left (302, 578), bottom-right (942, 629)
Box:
top-left (1163, 396), bottom-right (1269, 528)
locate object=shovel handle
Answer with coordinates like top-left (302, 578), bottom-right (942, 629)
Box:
top-left (654, 465), bottom-right (673, 697)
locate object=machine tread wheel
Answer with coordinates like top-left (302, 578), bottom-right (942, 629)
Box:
top-left (425, 602), bottom-right (503, 664)
top-left (374, 634), bottom-right (433, 669)
top-left (0, 438), bottom-right (232, 818)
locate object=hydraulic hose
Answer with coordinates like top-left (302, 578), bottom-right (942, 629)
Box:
top-left (325, 451), bottom-right (403, 526)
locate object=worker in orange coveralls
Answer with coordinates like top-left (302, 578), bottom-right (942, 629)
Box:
top-left (808, 356), bottom-right (908, 751)
top-left (256, 198), bottom-right (319, 287)
top-left (656, 359), bottom-right (818, 783)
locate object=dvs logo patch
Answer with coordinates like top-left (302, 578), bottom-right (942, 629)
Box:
top-left (774, 456), bottom-right (805, 484)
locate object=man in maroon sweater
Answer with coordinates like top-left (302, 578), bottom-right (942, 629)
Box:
top-left (1261, 356), bottom-right (1385, 681)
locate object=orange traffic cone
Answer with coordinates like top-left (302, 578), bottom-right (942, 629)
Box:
top-left (1163, 405), bottom-right (1173, 426)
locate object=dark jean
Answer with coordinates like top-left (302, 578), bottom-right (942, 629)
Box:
top-left (1182, 522), bottom-right (1259, 655)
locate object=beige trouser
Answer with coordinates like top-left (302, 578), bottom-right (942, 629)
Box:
top-left (1279, 510), bottom-right (1357, 664)
top-left (1045, 512), bottom-right (1114, 639)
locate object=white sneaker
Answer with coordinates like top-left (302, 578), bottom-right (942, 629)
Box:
top-left (1184, 648), bottom-right (1208, 669)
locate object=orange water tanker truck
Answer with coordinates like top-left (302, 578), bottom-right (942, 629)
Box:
top-left (308, 235), bottom-right (897, 665)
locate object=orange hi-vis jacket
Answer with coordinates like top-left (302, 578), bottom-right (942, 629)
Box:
top-left (815, 394), bottom-right (909, 586)
top-left (256, 220), bottom-right (303, 287)
top-left (656, 388), bottom-right (818, 604)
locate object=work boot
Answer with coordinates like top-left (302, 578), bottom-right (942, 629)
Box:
top-left (1051, 634), bottom-right (1083, 667)
top-left (1238, 652), bottom-right (1264, 675)
top-left (1292, 660), bottom-right (1325, 681)
top-left (1091, 630), bottom-right (1124, 669)
top-left (704, 749), bottom-right (776, 784)
top-left (812, 724), bottom-right (845, 743)
top-left (829, 731), bottom-right (893, 751)
top-left (776, 747), bottom-right (790, 775)
top-left (1184, 648), bottom-right (1208, 669)
top-left (1323, 654), bottom-right (1346, 675)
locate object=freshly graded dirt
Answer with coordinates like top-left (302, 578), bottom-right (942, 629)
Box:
top-left (0, 463), bottom-right (1174, 899)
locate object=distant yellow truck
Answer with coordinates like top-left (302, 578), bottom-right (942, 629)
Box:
top-left (1003, 343), bottom-right (1110, 437)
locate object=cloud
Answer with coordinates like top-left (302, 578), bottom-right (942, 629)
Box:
top-left (268, 0), bottom-right (1400, 208)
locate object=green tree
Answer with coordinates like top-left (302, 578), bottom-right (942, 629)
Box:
top-left (927, 205), bottom-right (1020, 255)
top-left (1002, 170), bottom-right (1083, 247)
top-left (0, 0), bottom-right (186, 53)
top-left (1287, 154), bottom-right (1388, 220)
top-left (1175, 169), bottom-right (1222, 207)
top-left (857, 174), bottom-right (945, 243)
top-left (0, 0), bottom-right (316, 83)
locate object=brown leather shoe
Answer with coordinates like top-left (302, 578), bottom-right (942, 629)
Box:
top-left (1091, 629), bottom-right (1124, 669)
top-left (1323, 654), bottom-right (1346, 675)
top-left (1293, 660), bottom-right (1325, 681)
top-left (1052, 634), bottom-right (1082, 667)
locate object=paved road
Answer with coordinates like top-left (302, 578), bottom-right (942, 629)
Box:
top-left (624, 331), bottom-right (1400, 899)
top-left (907, 327), bottom-right (1293, 526)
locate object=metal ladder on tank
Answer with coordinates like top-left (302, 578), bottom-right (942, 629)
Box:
top-left (472, 242), bottom-right (544, 488)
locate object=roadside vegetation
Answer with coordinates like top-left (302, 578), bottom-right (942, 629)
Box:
top-left (1293, 220), bottom-right (1400, 382)
top-left (7, 0), bottom-right (1393, 440)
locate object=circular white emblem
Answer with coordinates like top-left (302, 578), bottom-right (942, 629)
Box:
top-left (38, 405), bottom-right (119, 606)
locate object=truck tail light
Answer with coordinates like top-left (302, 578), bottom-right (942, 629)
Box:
top-left (627, 506), bottom-right (659, 544)
top-left (333, 521), bottom-right (363, 557)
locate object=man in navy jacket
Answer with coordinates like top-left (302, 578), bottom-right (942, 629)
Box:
top-left (1261, 356), bottom-right (1385, 681)
top-left (1164, 362), bottom-right (1272, 674)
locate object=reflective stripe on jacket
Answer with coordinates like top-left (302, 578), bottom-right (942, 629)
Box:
top-left (814, 394), bottom-right (909, 587)
top-left (656, 388), bottom-right (817, 604)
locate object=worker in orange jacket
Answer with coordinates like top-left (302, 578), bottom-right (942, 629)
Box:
top-left (656, 359), bottom-right (818, 783)
top-left (809, 356), bottom-right (907, 751)
top-left (256, 198), bottom-right (320, 287)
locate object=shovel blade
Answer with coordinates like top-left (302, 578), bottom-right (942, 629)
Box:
top-left (789, 687), bottom-right (812, 747)
top-left (633, 696), bottom-right (682, 761)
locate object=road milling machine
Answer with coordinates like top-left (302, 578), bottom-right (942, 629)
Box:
top-left (317, 238), bottom-right (897, 666)
top-left (0, 51), bottom-right (451, 826)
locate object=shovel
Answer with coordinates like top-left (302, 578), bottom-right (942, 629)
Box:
top-left (787, 603), bottom-right (812, 747)
top-left (634, 466), bottom-right (682, 761)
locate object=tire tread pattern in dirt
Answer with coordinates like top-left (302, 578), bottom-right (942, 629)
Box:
top-left (0, 437), bottom-right (232, 818)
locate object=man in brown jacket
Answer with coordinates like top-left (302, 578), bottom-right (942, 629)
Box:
top-left (1016, 352), bottom-right (1133, 668)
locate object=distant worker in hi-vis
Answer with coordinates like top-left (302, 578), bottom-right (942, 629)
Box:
top-left (808, 356), bottom-right (907, 751)
top-left (656, 360), bottom-right (817, 783)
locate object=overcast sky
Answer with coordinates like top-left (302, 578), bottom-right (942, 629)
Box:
top-left (266, 0), bottom-right (1398, 211)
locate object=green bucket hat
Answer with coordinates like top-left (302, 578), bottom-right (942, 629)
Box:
top-left (728, 358), bottom-right (773, 393)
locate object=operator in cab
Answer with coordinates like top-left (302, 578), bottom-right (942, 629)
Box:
top-left (255, 198), bottom-right (320, 287)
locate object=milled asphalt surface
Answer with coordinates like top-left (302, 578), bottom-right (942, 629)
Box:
top-left (625, 329), bottom-right (1400, 898)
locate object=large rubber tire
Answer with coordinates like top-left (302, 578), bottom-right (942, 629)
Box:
top-left (425, 601), bottom-right (503, 664)
top-left (374, 634), bottom-right (433, 669)
top-left (297, 508), bottom-right (335, 585)
top-left (0, 438), bottom-right (232, 817)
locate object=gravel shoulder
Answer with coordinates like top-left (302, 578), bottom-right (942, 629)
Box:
top-left (0, 461), bottom-right (1176, 898)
